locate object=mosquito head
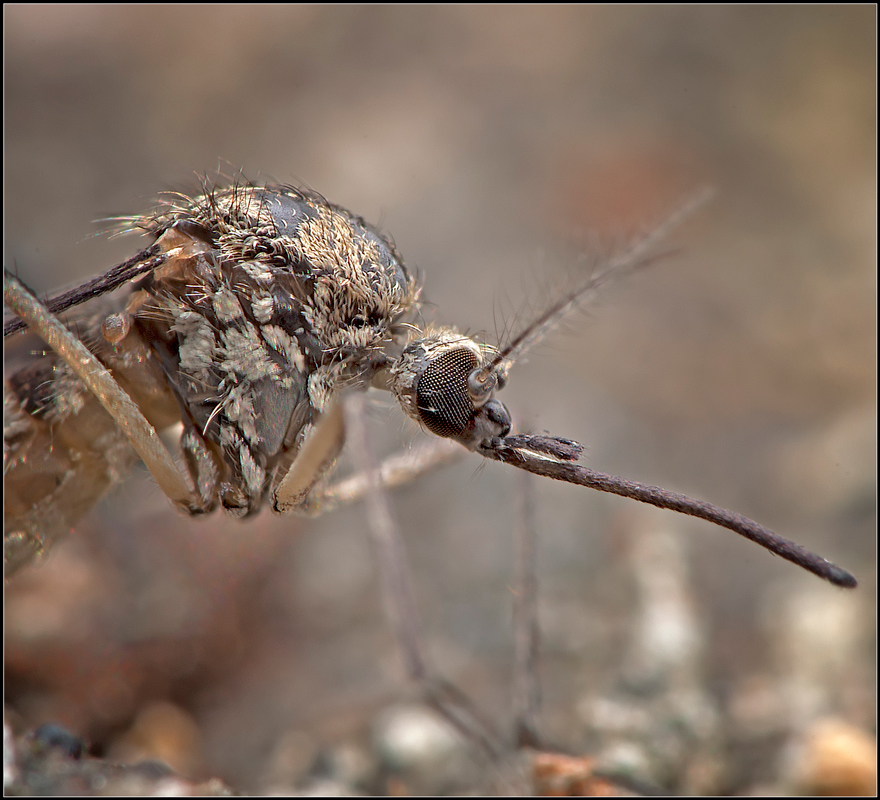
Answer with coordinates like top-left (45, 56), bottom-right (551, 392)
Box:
top-left (390, 328), bottom-right (511, 451)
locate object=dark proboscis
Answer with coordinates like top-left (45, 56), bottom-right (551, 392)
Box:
top-left (482, 434), bottom-right (857, 588)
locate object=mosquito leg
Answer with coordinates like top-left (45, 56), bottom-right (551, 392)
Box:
top-left (3, 270), bottom-right (201, 514)
top-left (305, 437), bottom-right (463, 514)
top-left (179, 423), bottom-right (222, 514)
top-left (343, 392), bottom-right (505, 763)
top-left (271, 399), bottom-right (346, 514)
top-left (3, 244), bottom-right (166, 338)
top-left (272, 399), bottom-right (461, 517)
top-left (512, 471), bottom-right (541, 750)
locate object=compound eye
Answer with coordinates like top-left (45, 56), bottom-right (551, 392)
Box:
top-left (466, 367), bottom-right (498, 407)
top-left (415, 347), bottom-right (480, 439)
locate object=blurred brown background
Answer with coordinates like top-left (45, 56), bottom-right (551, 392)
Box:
top-left (4, 6), bottom-right (875, 794)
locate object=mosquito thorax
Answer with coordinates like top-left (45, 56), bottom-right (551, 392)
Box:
top-left (390, 328), bottom-right (511, 451)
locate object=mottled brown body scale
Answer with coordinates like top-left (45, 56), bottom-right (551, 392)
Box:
top-left (5, 183), bottom-right (509, 572)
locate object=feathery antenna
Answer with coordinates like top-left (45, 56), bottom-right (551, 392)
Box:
top-left (486, 188), bottom-right (714, 378)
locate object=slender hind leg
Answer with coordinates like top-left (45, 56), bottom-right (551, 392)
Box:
top-left (4, 271), bottom-right (200, 514)
top-left (342, 392), bottom-right (505, 763)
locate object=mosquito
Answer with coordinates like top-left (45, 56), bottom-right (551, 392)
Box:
top-left (3, 178), bottom-right (858, 787)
